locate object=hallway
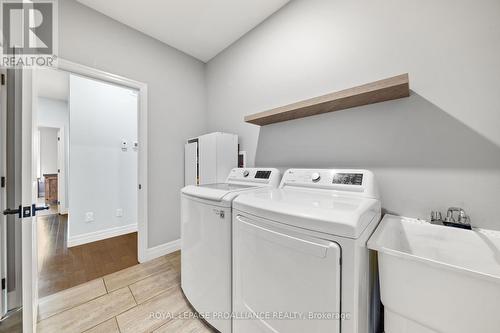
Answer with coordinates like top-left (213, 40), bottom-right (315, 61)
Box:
top-left (37, 214), bottom-right (138, 298)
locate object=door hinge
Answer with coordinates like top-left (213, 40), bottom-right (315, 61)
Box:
top-left (1, 176), bottom-right (5, 188)
top-left (57, 169), bottom-right (60, 173)
top-left (138, 184), bottom-right (142, 190)
top-left (58, 137), bottom-right (60, 141)
top-left (1, 278), bottom-right (5, 290)
top-left (1, 74), bottom-right (5, 86)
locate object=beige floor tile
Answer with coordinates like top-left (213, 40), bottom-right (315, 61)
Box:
top-left (38, 287), bottom-right (136, 333)
top-left (38, 278), bottom-right (107, 321)
top-left (164, 250), bottom-right (180, 262)
top-left (166, 251), bottom-right (180, 272)
top-left (153, 317), bottom-right (214, 333)
top-left (83, 318), bottom-right (120, 333)
top-left (104, 256), bottom-right (170, 292)
top-left (116, 285), bottom-right (189, 333)
top-left (129, 267), bottom-right (180, 304)
top-left (0, 309), bottom-right (22, 333)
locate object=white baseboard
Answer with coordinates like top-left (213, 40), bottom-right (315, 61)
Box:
top-left (140, 239), bottom-right (180, 263)
top-left (68, 224), bottom-right (138, 247)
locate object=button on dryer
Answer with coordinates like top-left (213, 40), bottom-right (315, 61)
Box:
top-left (311, 172), bottom-right (321, 182)
top-left (243, 170), bottom-right (250, 177)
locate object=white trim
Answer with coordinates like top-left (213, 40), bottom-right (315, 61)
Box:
top-left (23, 64), bottom-right (38, 333)
top-left (0, 68), bottom-right (7, 318)
top-left (56, 127), bottom-right (67, 214)
top-left (6, 291), bottom-right (19, 312)
top-left (67, 224), bottom-right (138, 248)
top-left (54, 59), bottom-right (149, 262)
top-left (141, 239), bottom-right (181, 262)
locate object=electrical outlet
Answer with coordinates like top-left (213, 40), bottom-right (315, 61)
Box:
top-left (121, 140), bottom-right (128, 151)
top-left (85, 212), bottom-right (94, 222)
top-left (116, 208), bottom-right (123, 217)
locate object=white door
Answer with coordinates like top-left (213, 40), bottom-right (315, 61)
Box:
top-left (0, 68), bottom-right (40, 331)
top-left (233, 213), bottom-right (342, 333)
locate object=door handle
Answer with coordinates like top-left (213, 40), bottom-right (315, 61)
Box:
top-left (32, 204), bottom-right (49, 216)
top-left (3, 206), bottom-right (22, 218)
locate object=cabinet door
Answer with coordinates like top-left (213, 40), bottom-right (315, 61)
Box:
top-left (45, 178), bottom-right (51, 204)
top-left (45, 176), bottom-right (58, 204)
top-left (184, 142), bottom-right (198, 186)
top-left (51, 178), bottom-right (58, 203)
top-left (233, 214), bottom-right (341, 333)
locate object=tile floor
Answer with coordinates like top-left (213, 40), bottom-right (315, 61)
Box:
top-left (37, 251), bottom-right (214, 333)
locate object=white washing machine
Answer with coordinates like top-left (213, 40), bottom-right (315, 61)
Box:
top-left (232, 169), bottom-right (381, 333)
top-left (181, 168), bottom-right (281, 333)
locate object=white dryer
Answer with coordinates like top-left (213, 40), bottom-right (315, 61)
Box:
top-left (181, 168), bottom-right (281, 333)
top-left (232, 169), bottom-right (381, 333)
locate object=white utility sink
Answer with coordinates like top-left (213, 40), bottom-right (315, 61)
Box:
top-left (368, 214), bottom-right (500, 333)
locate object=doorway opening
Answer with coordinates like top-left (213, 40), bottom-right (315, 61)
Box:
top-left (36, 126), bottom-right (62, 217)
top-left (34, 67), bottom-right (142, 299)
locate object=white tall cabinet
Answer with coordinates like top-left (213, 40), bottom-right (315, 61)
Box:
top-left (184, 132), bottom-right (238, 186)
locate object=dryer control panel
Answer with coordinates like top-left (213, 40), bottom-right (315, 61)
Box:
top-left (226, 168), bottom-right (281, 187)
top-left (281, 169), bottom-right (379, 199)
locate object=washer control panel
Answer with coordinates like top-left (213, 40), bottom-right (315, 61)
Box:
top-left (281, 169), bottom-right (378, 199)
top-left (332, 173), bottom-right (363, 186)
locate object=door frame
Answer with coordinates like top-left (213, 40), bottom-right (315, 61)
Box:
top-left (56, 126), bottom-right (66, 214)
top-left (40, 59), bottom-right (149, 262)
top-left (26, 59), bottom-right (149, 332)
top-left (0, 68), bottom-right (7, 319)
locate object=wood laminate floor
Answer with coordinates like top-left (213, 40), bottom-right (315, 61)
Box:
top-left (37, 251), bottom-right (214, 333)
top-left (38, 214), bottom-right (138, 298)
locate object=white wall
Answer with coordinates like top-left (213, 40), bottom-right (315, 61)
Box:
top-left (37, 97), bottom-right (69, 210)
top-left (206, 0), bottom-right (500, 230)
top-left (68, 74), bottom-right (138, 240)
top-left (38, 127), bottom-right (58, 176)
top-left (59, 0), bottom-right (207, 248)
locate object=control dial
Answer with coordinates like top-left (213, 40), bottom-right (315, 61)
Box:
top-left (311, 172), bottom-right (321, 182)
top-left (243, 170), bottom-right (250, 177)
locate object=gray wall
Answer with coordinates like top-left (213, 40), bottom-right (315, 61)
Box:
top-left (206, 0), bottom-right (500, 230)
top-left (68, 75), bottom-right (138, 239)
top-left (59, 0), bottom-right (207, 247)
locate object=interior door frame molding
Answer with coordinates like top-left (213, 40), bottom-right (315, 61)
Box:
top-left (48, 59), bottom-right (149, 263)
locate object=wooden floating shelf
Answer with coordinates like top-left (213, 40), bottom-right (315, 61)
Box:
top-left (244, 73), bottom-right (410, 126)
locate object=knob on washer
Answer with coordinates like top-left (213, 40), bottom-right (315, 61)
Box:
top-left (311, 172), bottom-right (321, 182)
top-left (243, 170), bottom-right (250, 177)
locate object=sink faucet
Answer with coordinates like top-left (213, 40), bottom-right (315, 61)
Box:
top-left (443, 207), bottom-right (471, 229)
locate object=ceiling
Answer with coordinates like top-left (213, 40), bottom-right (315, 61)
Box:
top-left (37, 69), bottom-right (69, 101)
top-left (76, 0), bottom-right (290, 62)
